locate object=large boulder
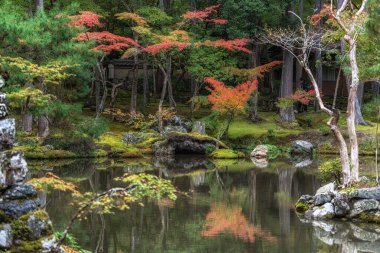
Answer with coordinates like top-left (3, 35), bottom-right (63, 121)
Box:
top-left (306, 203), bottom-right (335, 219)
top-left (349, 199), bottom-right (379, 218)
top-left (291, 140), bottom-right (314, 156)
top-left (2, 184), bottom-right (38, 201)
top-left (122, 133), bottom-right (141, 144)
top-left (154, 132), bottom-right (227, 156)
top-left (0, 199), bottom-right (40, 218)
top-left (0, 119), bottom-right (15, 150)
top-left (0, 151), bottom-right (28, 190)
top-left (163, 125), bottom-right (187, 135)
top-left (316, 182), bottom-right (337, 195)
top-left (167, 115), bottom-right (192, 132)
top-left (0, 103), bottom-right (8, 119)
top-left (348, 187), bottom-right (380, 200)
top-left (332, 193), bottom-right (350, 217)
top-left (250, 145), bottom-right (268, 159)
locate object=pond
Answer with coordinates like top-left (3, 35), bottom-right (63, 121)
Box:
top-left (30, 156), bottom-right (380, 253)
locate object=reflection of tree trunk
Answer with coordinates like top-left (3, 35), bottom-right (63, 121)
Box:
top-left (158, 204), bottom-right (168, 247)
top-left (249, 44), bottom-right (260, 122)
top-left (277, 167), bottom-right (296, 252)
top-left (248, 170), bottom-right (257, 224)
top-left (95, 215), bottom-right (105, 253)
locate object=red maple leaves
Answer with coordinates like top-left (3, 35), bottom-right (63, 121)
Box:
top-left (202, 38), bottom-right (252, 54)
top-left (182, 5), bottom-right (228, 24)
top-left (204, 77), bottom-right (257, 115)
top-left (144, 42), bottom-right (189, 54)
top-left (69, 11), bottom-right (104, 28)
top-left (308, 4), bottom-right (334, 26)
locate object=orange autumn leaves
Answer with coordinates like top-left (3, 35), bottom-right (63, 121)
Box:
top-left (202, 203), bottom-right (276, 243)
top-left (204, 77), bottom-right (257, 115)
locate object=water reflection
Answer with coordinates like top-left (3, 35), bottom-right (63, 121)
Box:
top-left (27, 156), bottom-right (380, 253)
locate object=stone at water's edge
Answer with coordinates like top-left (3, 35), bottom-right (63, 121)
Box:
top-left (0, 224), bottom-right (12, 248)
top-left (296, 182), bottom-right (380, 223)
top-left (0, 118), bottom-right (15, 150)
top-left (291, 140), bottom-right (314, 156)
top-left (250, 145), bottom-right (268, 159)
top-left (349, 187), bottom-right (380, 200)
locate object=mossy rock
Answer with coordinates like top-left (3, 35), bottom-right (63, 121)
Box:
top-left (295, 201), bottom-right (312, 213)
top-left (357, 212), bottom-right (380, 223)
top-left (209, 149), bottom-right (245, 159)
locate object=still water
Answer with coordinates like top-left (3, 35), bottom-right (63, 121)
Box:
top-left (30, 156), bottom-right (380, 253)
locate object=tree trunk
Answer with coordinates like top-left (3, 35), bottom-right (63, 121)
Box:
top-left (295, 0), bottom-right (304, 89)
top-left (303, 66), bottom-right (351, 185)
top-left (372, 81), bottom-right (380, 101)
top-left (280, 50), bottom-right (295, 123)
top-left (143, 56), bottom-right (149, 107)
top-left (159, 0), bottom-right (165, 11)
top-left (157, 63), bottom-right (168, 134)
top-left (166, 58), bottom-right (176, 109)
top-left (191, 0), bottom-right (196, 10)
top-left (34, 0), bottom-right (43, 12)
top-left (130, 54), bottom-right (138, 114)
top-left (38, 115), bottom-right (49, 138)
top-left (314, 0), bottom-right (323, 110)
top-left (249, 43), bottom-right (260, 122)
top-left (22, 112), bottom-right (33, 132)
top-left (355, 82), bottom-right (367, 125)
top-left (346, 37), bottom-right (360, 182)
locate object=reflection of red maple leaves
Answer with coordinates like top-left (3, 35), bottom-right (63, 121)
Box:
top-left (202, 203), bottom-right (277, 243)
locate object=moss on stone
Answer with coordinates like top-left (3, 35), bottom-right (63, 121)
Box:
top-left (357, 212), bottom-right (380, 223)
top-left (209, 149), bottom-right (245, 159)
top-left (295, 201), bottom-right (312, 213)
top-left (11, 239), bottom-right (42, 253)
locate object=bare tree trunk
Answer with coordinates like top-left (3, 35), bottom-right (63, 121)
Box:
top-left (95, 59), bottom-right (107, 118)
top-left (372, 81), bottom-right (380, 101)
top-left (355, 82), bottom-right (367, 125)
top-left (314, 0), bottom-right (323, 111)
top-left (38, 115), bottom-right (49, 138)
top-left (304, 66), bottom-right (351, 185)
top-left (191, 0), bottom-right (196, 10)
top-left (280, 50), bottom-right (295, 123)
top-left (346, 37), bottom-right (360, 182)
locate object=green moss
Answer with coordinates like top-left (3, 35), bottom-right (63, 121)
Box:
top-left (295, 201), bottom-right (311, 213)
top-left (11, 240), bottom-right (42, 253)
top-left (0, 210), bottom-right (11, 223)
top-left (93, 149), bottom-right (108, 157)
top-left (11, 210), bottom-right (53, 241)
top-left (358, 212), bottom-right (380, 223)
top-left (209, 149), bottom-right (245, 159)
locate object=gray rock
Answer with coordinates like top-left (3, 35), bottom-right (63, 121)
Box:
top-left (315, 193), bottom-right (332, 206)
top-left (349, 187), bottom-right (380, 200)
top-left (349, 199), bottom-right (379, 218)
top-left (0, 103), bottom-right (8, 119)
top-left (0, 76), bottom-right (4, 90)
top-left (192, 121), bottom-right (206, 135)
top-left (0, 151), bottom-right (28, 189)
top-left (0, 94), bottom-right (5, 104)
top-left (0, 119), bottom-right (15, 150)
top-left (0, 199), bottom-right (40, 218)
top-left (311, 203), bottom-right (335, 219)
top-left (122, 133), bottom-right (141, 144)
top-left (163, 125), bottom-right (187, 135)
top-left (316, 182), bottom-right (336, 195)
top-left (168, 115), bottom-right (191, 131)
top-left (0, 224), bottom-right (12, 249)
top-left (332, 194), bottom-right (350, 217)
top-left (250, 157), bottom-right (268, 168)
top-left (2, 184), bottom-right (37, 201)
top-left (41, 237), bottom-right (56, 253)
top-left (27, 213), bottom-right (53, 240)
top-left (250, 145), bottom-right (268, 158)
top-left (291, 140), bottom-right (314, 155)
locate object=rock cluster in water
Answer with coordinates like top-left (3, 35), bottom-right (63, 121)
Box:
top-left (296, 181), bottom-right (380, 222)
top-left (0, 76), bottom-right (60, 252)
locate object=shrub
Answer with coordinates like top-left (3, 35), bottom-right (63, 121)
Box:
top-left (78, 117), bottom-right (108, 139)
top-left (319, 158), bottom-right (342, 184)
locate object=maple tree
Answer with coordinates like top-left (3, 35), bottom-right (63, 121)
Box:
top-left (204, 77), bottom-right (257, 138)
